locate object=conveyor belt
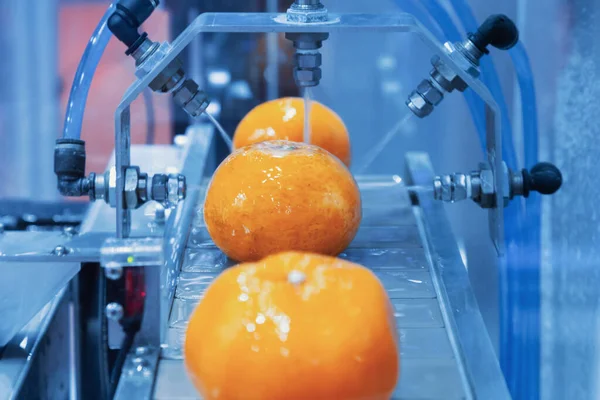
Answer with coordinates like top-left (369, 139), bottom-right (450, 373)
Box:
top-left (153, 176), bottom-right (472, 399)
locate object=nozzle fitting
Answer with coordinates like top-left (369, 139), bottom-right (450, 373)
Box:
top-left (285, 32), bottom-right (329, 88)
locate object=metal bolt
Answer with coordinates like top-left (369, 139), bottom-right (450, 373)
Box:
top-left (52, 245), bottom-right (70, 256)
top-left (132, 357), bottom-right (150, 368)
top-left (105, 303), bottom-right (124, 321)
top-left (105, 266), bottom-right (123, 280)
top-left (63, 226), bottom-right (77, 236)
top-left (406, 89), bottom-right (434, 118)
top-left (416, 80), bottom-right (444, 106)
top-left (135, 346), bottom-right (149, 356)
top-left (167, 174), bottom-right (187, 207)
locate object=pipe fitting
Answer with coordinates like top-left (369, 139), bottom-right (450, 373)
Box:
top-left (285, 32), bottom-right (329, 87)
top-left (286, 0), bottom-right (328, 23)
top-left (406, 14), bottom-right (519, 119)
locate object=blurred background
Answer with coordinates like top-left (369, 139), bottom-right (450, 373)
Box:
top-left (0, 0), bottom-right (595, 399)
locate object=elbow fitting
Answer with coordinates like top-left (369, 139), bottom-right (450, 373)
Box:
top-left (107, 0), bottom-right (160, 54)
top-left (406, 14), bottom-right (519, 119)
top-left (54, 139), bottom-right (94, 198)
top-left (468, 14), bottom-right (519, 54)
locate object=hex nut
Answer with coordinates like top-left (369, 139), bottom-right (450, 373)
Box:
top-left (406, 91), bottom-right (434, 118)
top-left (294, 68), bottom-right (322, 87)
top-left (124, 167), bottom-right (141, 210)
top-left (151, 174), bottom-right (168, 203)
top-left (416, 80), bottom-right (444, 106)
top-left (173, 79), bottom-right (199, 106)
top-left (451, 173), bottom-right (468, 201)
top-left (430, 55), bottom-right (469, 93)
top-left (478, 169), bottom-right (496, 208)
top-left (183, 91), bottom-right (210, 117)
top-left (149, 58), bottom-right (184, 93)
top-left (447, 42), bottom-right (480, 79)
top-left (295, 53), bottom-right (322, 69)
top-left (167, 174), bottom-right (186, 207)
top-left (135, 42), bottom-right (169, 79)
top-left (286, 6), bottom-right (328, 23)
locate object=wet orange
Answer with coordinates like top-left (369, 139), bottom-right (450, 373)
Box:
top-left (233, 97), bottom-right (351, 166)
top-left (203, 140), bottom-right (361, 262)
top-left (185, 251), bottom-right (399, 400)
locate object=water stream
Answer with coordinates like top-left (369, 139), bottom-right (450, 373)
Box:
top-left (354, 112), bottom-right (414, 174)
top-left (206, 112), bottom-right (233, 151)
top-left (303, 88), bottom-right (312, 144)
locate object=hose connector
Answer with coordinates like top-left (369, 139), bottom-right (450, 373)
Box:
top-left (433, 162), bottom-right (562, 209)
top-left (285, 32), bottom-right (329, 88)
top-left (406, 14), bottom-right (518, 118)
top-left (54, 139), bottom-right (95, 198)
top-left (285, 1), bottom-right (329, 88)
top-left (94, 167), bottom-right (187, 209)
top-left (126, 36), bottom-right (211, 119)
top-left (107, 0), bottom-right (160, 55)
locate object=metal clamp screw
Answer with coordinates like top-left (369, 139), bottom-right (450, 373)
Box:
top-left (105, 302), bottom-right (124, 321)
top-left (52, 245), bottom-right (70, 256)
top-left (105, 265), bottom-right (124, 281)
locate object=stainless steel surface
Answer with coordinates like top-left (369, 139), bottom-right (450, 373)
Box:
top-left (405, 152), bottom-right (510, 399)
top-left (0, 231), bottom-right (110, 263)
top-left (115, 106), bottom-right (131, 239)
top-left (114, 347), bottom-right (160, 400)
top-left (112, 125), bottom-right (214, 398)
top-left (76, 125), bottom-right (213, 356)
top-left (112, 11), bottom-right (504, 253)
top-left (0, 288), bottom-right (67, 400)
top-left (152, 171), bottom-right (506, 399)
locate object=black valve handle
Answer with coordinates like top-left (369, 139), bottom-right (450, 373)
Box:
top-left (522, 162), bottom-right (563, 197)
top-left (469, 14), bottom-right (519, 53)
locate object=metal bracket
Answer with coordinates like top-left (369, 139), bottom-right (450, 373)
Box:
top-left (114, 12), bottom-right (504, 252)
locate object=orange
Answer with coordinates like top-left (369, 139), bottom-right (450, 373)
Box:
top-left (185, 251), bottom-right (399, 400)
top-left (233, 97), bottom-right (351, 166)
top-left (203, 140), bottom-right (361, 262)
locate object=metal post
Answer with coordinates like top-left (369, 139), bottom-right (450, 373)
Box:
top-left (1, 0), bottom-right (58, 200)
top-left (266, 0), bottom-right (280, 100)
top-left (115, 107), bottom-right (132, 239)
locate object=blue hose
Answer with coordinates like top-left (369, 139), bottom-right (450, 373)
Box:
top-left (62, 3), bottom-right (115, 139)
top-left (508, 40), bottom-right (542, 400)
top-left (447, 1), bottom-right (541, 399)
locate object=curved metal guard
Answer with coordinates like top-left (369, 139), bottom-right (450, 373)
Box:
top-left (114, 12), bottom-right (504, 253)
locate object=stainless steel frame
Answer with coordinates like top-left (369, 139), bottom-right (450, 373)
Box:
top-left (114, 12), bottom-right (505, 253)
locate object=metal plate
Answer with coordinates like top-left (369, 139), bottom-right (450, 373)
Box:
top-left (339, 248), bottom-right (428, 269)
